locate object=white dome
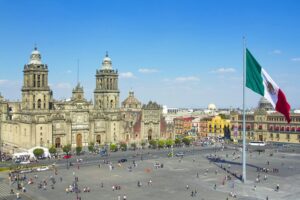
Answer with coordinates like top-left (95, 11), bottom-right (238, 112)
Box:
top-left (29, 47), bottom-right (42, 64)
top-left (101, 52), bottom-right (112, 70)
top-left (208, 103), bottom-right (217, 110)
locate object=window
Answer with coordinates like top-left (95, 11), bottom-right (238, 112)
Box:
top-left (270, 133), bottom-right (273, 139)
top-left (40, 132), bottom-right (42, 136)
top-left (37, 75), bottom-right (40, 87)
top-left (33, 74), bottom-right (36, 87)
top-left (40, 127), bottom-right (42, 130)
top-left (286, 134), bottom-right (290, 140)
top-left (276, 133), bottom-right (280, 139)
top-left (37, 99), bottom-right (41, 109)
top-left (42, 74), bottom-right (45, 87)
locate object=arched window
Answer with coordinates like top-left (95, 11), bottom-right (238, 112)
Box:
top-left (37, 99), bottom-right (41, 109)
top-left (55, 138), bottom-right (61, 148)
top-left (37, 75), bottom-right (40, 87)
top-left (110, 100), bottom-right (114, 108)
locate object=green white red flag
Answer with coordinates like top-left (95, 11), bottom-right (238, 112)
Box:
top-left (246, 48), bottom-right (291, 123)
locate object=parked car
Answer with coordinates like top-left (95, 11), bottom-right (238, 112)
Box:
top-left (20, 169), bottom-right (32, 174)
top-left (118, 158), bottom-right (127, 163)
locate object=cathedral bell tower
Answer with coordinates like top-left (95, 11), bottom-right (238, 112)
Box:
top-left (94, 52), bottom-right (119, 110)
top-left (21, 47), bottom-right (52, 111)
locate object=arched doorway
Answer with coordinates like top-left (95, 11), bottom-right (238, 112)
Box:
top-left (96, 135), bottom-right (101, 144)
top-left (76, 134), bottom-right (82, 147)
top-left (55, 137), bottom-right (61, 148)
top-left (126, 134), bottom-right (129, 142)
top-left (148, 129), bottom-right (152, 141)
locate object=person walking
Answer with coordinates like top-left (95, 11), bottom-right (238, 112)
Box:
top-left (123, 195), bottom-right (127, 200)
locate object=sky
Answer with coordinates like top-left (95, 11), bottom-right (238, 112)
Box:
top-left (0, 0), bottom-right (300, 109)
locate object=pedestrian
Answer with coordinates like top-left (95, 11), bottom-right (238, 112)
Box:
top-left (276, 184), bottom-right (279, 192)
top-left (197, 172), bottom-right (199, 178)
top-left (191, 191), bottom-right (194, 197)
top-left (186, 184), bottom-right (189, 190)
top-left (123, 195), bottom-right (127, 200)
top-left (214, 184), bottom-right (216, 190)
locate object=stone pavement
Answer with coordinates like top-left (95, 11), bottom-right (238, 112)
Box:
top-left (1, 147), bottom-right (300, 200)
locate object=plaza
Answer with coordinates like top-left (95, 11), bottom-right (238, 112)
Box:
top-left (1, 146), bottom-right (300, 200)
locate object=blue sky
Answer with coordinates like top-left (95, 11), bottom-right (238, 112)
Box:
top-left (0, 0), bottom-right (300, 109)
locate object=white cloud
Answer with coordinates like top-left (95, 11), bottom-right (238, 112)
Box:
top-left (120, 72), bottom-right (136, 79)
top-left (175, 76), bottom-right (200, 82)
top-left (0, 80), bottom-right (9, 85)
top-left (54, 82), bottom-right (72, 89)
top-left (291, 57), bottom-right (300, 62)
top-left (270, 49), bottom-right (282, 55)
top-left (138, 68), bottom-right (159, 73)
top-left (210, 67), bottom-right (236, 73)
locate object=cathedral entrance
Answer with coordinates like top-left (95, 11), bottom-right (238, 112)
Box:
top-left (259, 134), bottom-right (263, 141)
top-left (55, 137), bottom-right (61, 148)
top-left (148, 129), bottom-right (152, 141)
top-left (76, 134), bottom-right (82, 147)
top-left (96, 135), bottom-right (101, 144)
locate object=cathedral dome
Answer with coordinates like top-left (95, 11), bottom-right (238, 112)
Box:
top-left (29, 47), bottom-right (42, 65)
top-left (208, 103), bottom-right (217, 110)
top-left (122, 91), bottom-right (141, 109)
top-left (258, 97), bottom-right (273, 111)
top-left (101, 52), bottom-right (112, 70)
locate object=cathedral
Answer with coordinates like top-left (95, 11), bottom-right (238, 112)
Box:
top-left (0, 47), bottom-right (169, 153)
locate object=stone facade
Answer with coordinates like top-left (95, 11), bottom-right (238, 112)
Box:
top-left (0, 48), bottom-right (168, 153)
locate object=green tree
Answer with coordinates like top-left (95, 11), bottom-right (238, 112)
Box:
top-left (49, 146), bottom-right (57, 154)
top-left (175, 138), bottom-right (181, 146)
top-left (149, 140), bottom-right (158, 149)
top-left (141, 141), bottom-right (146, 149)
top-left (33, 148), bottom-right (44, 158)
top-left (182, 137), bottom-right (191, 146)
top-left (76, 146), bottom-right (82, 155)
top-left (165, 139), bottom-right (174, 148)
top-left (158, 139), bottom-right (165, 149)
top-left (88, 142), bottom-right (95, 152)
top-left (110, 143), bottom-right (117, 152)
top-left (120, 143), bottom-right (127, 151)
top-left (63, 144), bottom-right (71, 155)
top-left (131, 143), bottom-right (137, 150)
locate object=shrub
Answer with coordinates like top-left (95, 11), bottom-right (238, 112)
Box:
top-left (182, 137), bottom-right (191, 146)
top-left (165, 139), bottom-right (174, 148)
top-left (33, 148), bottom-right (44, 158)
top-left (110, 143), bottom-right (117, 152)
top-left (131, 143), bottom-right (137, 150)
top-left (63, 144), bottom-right (71, 154)
top-left (88, 142), bottom-right (95, 152)
top-left (149, 140), bottom-right (158, 149)
top-left (175, 138), bottom-right (182, 145)
top-left (76, 146), bottom-right (82, 155)
top-left (120, 143), bottom-right (127, 151)
top-left (49, 146), bottom-right (57, 154)
top-left (158, 139), bottom-right (165, 148)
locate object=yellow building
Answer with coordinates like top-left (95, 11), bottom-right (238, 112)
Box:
top-left (206, 115), bottom-right (230, 137)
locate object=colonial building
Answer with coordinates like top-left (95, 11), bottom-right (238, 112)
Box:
top-left (230, 97), bottom-right (300, 143)
top-left (0, 48), bottom-right (168, 153)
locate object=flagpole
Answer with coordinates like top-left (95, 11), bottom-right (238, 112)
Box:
top-left (242, 37), bottom-right (247, 182)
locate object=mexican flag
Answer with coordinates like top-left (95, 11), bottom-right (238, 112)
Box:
top-left (246, 48), bottom-right (291, 123)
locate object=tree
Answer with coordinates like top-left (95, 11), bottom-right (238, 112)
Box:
top-left (33, 148), bottom-right (44, 158)
top-left (88, 142), bottom-right (95, 152)
top-left (182, 137), bottom-right (191, 146)
top-left (131, 143), bottom-right (137, 150)
top-left (76, 146), bottom-right (82, 155)
top-left (63, 144), bottom-right (71, 155)
top-left (120, 143), bottom-right (127, 151)
top-left (141, 141), bottom-right (146, 149)
top-left (165, 139), bottom-right (174, 148)
top-left (149, 140), bottom-right (157, 149)
top-left (110, 143), bottom-right (117, 152)
top-left (49, 146), bottom-right (57, 154)
top-left (175, 138), bottom-right (182, 146)
top-left (158, 139), bottom-right (165, 149)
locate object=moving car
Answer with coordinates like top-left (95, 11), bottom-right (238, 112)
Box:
top-left (36, 166), bottom-right (49, 172)
top-left (175, 152), bottom-right (185, 157)
top-left (63, 155), bottom-right (72, 159)
top-left (118, 158), bottom-right (127, 163)
top-left (20, 160), bottom-right (31, 165)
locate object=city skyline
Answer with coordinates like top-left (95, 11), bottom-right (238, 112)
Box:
top-left (1, 0), bottom-right (300, 108)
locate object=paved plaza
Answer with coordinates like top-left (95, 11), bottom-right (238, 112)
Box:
top-left (1, 147), bottom-right (300, 200)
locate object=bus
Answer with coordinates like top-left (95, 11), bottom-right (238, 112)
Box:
top-left (248, 141), bottom-right (266, 151)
